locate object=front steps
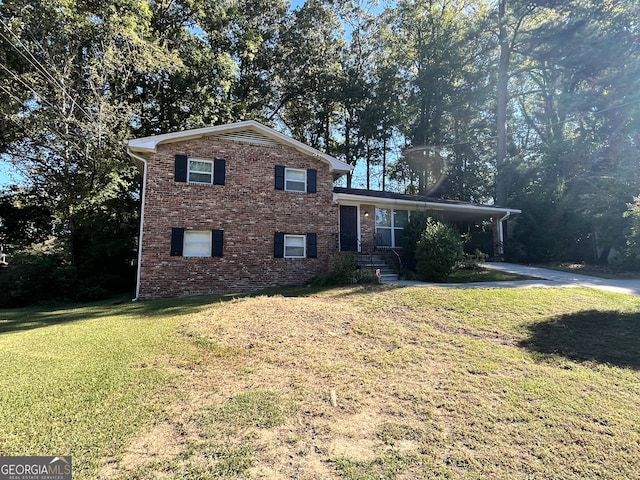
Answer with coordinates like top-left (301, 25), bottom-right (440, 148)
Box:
top-left (355, 253), bottom-right (399, 283)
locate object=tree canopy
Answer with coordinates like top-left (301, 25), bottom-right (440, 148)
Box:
top-left (1, 0), bottom-right (639, 303)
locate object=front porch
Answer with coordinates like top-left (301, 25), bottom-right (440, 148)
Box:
top-left (333, 187), bottom-right (521, 260)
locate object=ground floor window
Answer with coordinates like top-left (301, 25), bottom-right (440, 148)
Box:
top-left (376, 208), bottom-right (409, 248)
top-left (184, 230), bottom-right (212, 256)
top-left (284, 234), bottom-right (306, 258)
top-left (274, 232), bottom-right (317, 258)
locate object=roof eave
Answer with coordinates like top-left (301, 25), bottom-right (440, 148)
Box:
top-left (124, 120), bottom-right (353, 174)
top-left (333, 192), bottom-right (521, 216)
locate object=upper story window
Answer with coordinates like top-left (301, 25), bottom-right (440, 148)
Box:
top-left (174, 155), bottom-right (226, 185)
top-left (285, 168), bottom-right (306, 192)
top-left (275, 165), bottom-right (317, 193)
top-left (188, 159), bottom-right (214, 184)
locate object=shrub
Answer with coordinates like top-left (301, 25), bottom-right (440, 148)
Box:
top-left (616, 196), bottom-right (640, 269)
top-left (415, 218), bottom-right (464, 281)
top-left (0, 252), bottom-right (76, 307)
top-left (0, 249), bottom-right (134, 307)
top-left (313, 253), bottom-right (377, 286)
top-left (459, 249), bottom-right (489, 270)
top-left (401, 211), bottom-right (431, 272)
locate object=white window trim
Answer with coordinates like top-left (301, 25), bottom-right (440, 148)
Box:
top-left (183, 230), bottom-right (211, 257)
top-left (376, 208), bottom-right (410, 248)
top-left (284, 234), bottom-right (306, 258)
top-left (284, 168), bottom-right (306, 192)
top-left (188, 158), bottom-right (214, 185)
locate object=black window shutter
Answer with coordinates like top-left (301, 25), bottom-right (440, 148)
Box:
top-left (307, 233), bottom-right (317, 258)
top-left (175, 155), bottom-right (188, 182)
top-left (274, 231), bottom-right (285, 258)
top-left (213, 159), bottom-right (226, 185)
top-left (170, 228), bottom-right (185, 256)
top-left (212, 229), bottom-right (224, 257)
top-left (307, 169), bottom-right (317, 193)
top-left (275, 165), bottom-right (285, 190)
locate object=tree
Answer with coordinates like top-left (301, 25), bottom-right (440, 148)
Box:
top-left (506, 0), bottom-right (640, 262)
top-left (384, 0), bottom-right (496, 199)
top-left (0, 0), bottom-right (177, 296)
top-left (0, 186), bottom-right (53, 247)
top-left (274, 0), bottom-right (346, 152)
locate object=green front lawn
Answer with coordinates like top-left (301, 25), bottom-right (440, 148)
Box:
top-left (1, 286), bottom-right (639, 479)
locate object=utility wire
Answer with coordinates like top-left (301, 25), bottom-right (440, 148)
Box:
top-left (0, 62), bottom-right (61, 113)
top-left (0, 18), bottom-right (97, 126)
top-left (0, 83), bottom-right (88, 154)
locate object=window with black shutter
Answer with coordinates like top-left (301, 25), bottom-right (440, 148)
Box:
top-left (307, 233), bottom-right (317, 258)
top-left (175, 155), bottom-right (226, 185)
top-left (276, 166), bottom-right (317, 193)
top-left (170, 228), bottom-right (185, 256)
top-left (212, 229), bottom-right (224, 257)
top-left (307, 169), bottom-right (317, 193)
top-left (274, 232), bottom-right (285, 258)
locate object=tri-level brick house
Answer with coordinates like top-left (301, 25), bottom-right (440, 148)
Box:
top-left (125, 120), bottom-right (520, 299)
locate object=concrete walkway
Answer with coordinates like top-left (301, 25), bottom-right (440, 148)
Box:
top-left (388, 262), bottom-right (640, 297)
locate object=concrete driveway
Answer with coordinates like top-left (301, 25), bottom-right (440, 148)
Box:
top-left (390, 262), bottom-right (640, 297)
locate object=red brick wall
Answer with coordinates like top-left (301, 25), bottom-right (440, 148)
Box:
top-left (359, 204), bottom-right (376, 252)
top-left (138, 137), bottom-right (339, 299)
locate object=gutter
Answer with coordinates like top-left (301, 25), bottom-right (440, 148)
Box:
top-left (497, 211), bottom-right (511, 255)
top-left (125, 144), bottom-right (147, 301)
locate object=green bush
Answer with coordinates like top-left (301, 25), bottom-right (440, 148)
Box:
top-left (616, 196), bottom-right (640, 269)
top-left (0, 252), bottom-right (74, 307)
top-left (401, 211), bottom-right (431, 272)
top-left (0, 250), bottom-right (133, 307)
top-left (313, 253), bottom-right (377, 286)
top-left (415, 218), bottom-right (464, 281)
top-left (459, 249), bottom-right (489, 270)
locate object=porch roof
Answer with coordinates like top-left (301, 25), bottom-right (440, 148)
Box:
top-left (333, 187), bottom-right (521, 223)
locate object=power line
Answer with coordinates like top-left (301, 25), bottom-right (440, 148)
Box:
top-left (0, 62), bottom-right (61, 113)
top-left (0, 18), bottom-right (97, 126)
top-left (0, 84), bottom-right (88, 155)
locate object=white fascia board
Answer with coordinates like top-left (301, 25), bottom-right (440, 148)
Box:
top-left (124, 120), bottom-right (353, 174)
top-left (333, 192), bottom-right (521, 217)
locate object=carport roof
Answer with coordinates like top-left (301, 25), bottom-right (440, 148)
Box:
top-left (333, 187), bottom-right (521, 223)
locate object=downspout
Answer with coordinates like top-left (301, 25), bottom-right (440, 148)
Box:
top-left (126, 145), bottom-right (147, 301)
top-left (497, 211), bottom-right (511, 256)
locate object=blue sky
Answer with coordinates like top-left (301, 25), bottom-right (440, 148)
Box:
top-left (0, 158), bottom-right (20, 189)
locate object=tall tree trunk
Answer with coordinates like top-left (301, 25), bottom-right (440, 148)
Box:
top-left (382, 137), bottom-right (387, 191)
top-left (496, 0), bottom-right (509, 207)
top-left (366, 141), bottom-right (371, 190)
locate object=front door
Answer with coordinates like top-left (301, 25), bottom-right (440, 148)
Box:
top-left (339, 205), bottom-right (358, 252)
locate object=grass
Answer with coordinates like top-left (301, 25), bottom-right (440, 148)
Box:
top-left (1, 286), bottom-right (639, 479)
top-left (535, 262), bottom-right (640, 279)
top-left (400, 266), bottom-right (535, 283)
top-left (446, 266), bottom-right (535, 283)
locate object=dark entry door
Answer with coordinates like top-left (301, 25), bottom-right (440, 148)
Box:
top-left (339, 205), bottom-right (358, 252)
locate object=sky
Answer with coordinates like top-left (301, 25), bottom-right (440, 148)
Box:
top-left (0, 158), bottom-right (20, 189)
